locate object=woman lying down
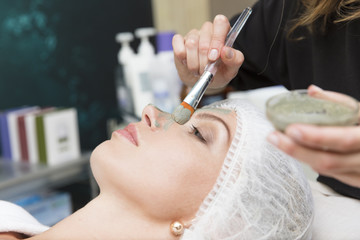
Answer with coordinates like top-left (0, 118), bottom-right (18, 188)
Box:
top-left (0, 99), bottom-right (314, 239)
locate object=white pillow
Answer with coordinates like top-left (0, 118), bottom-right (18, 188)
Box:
top-left (0, 200), bottom-right (49, 236)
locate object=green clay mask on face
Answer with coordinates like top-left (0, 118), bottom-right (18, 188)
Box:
top-left (153, 106), bottom-right (175, 131)
top-left (153, 105), bottom-right (232, 131)
top-left (162, 117), bottom-right (175, 131)
top-left (154, 120), bottom-right (161, 128)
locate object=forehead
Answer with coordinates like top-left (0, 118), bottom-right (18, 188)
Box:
top-left (193, 107), bottom-right (237, 131)
top-left (194, 106), bottom-right (235, 118)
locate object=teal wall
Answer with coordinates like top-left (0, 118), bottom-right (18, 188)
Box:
top-left (0, 0), bottom-right (153, 150)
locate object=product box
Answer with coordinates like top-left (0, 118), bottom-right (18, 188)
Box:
top-left (36, 108), bottom-right (81, 166)
top-left (0, 106), bottom-right (38, 160)
top-left (0, 110), bottom-right (11, 159)
top-left (23, 107), bottom-right (56, 164)
top-left (8, 106), bottom-right (40, 162)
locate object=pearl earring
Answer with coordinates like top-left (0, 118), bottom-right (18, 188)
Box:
top-left (170, 221), bottom-right (184, 236)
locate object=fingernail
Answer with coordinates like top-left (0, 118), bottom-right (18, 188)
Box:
top-left (309, 84), bottom-right (323, 93)
top-left (287, 127), bottom-right (302, 141)
top-left (181, 59), bottom-right (187, 66)
top-left (208, 49), bottom-right (219, 61)
top-left (267, 133), bottom-right (279, 146)
top-left (225, 47), bottom-right (234, 59)
top-left (191, 71), bottom-right (200, 77)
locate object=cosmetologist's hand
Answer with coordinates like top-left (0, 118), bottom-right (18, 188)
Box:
top-left (267, 85), bottom-right (360, 188)
top-left (172, 15), bottom-right (244, 94)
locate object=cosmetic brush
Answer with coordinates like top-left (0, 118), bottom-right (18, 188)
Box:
top-left (172, 7), bottom-right (252, 124)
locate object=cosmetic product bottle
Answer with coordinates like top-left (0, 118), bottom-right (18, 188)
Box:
top-left (115, 32), bottom-right (135, 115)
top-left (128, 27), bottom-right (156, 117)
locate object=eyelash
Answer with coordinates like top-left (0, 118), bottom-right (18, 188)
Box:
top-left (190, 125), bottom-right (206, 143)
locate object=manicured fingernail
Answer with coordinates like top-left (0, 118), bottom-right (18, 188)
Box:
top-left (208, 49), bottom-right (219, 61)
top-left (191, 71), bottom-right (200, 77)
top-left (287, 127), bottom-right (302, 141)
top-left (225, 47), bottom-right (234, 59)
top-left (309, 84), bottom-right (323, 93)
top-left (267, 133), bottom-right (279, 146)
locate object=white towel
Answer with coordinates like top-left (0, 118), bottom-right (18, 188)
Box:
top-left (0, 200), bottom-right (49, 236)
top-left (310, 181), bottom-right (360, 240)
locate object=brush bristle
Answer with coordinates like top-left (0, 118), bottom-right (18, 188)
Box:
top-left (172, 104), bottom-right (193, 124)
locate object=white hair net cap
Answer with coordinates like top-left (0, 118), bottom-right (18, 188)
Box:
top-left (182, 99), bottom-right (314, 240)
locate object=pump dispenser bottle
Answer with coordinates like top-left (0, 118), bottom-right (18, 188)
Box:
top-left (115, 32), bottom-right (135, 114)
top-left (129, 27), bottom-right (156, 117)
top-left (116, 32), bottom-right (134, 65)
top-left (135, 27), bottom-right (156, 57)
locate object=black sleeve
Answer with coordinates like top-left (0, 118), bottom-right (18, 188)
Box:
top-left (229, 0), bottom-right (360, 200)
top-left (229, 0), bottom-right (291, 91)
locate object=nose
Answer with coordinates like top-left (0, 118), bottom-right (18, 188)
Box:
top-left (141, 104), bottom-right (168, 129)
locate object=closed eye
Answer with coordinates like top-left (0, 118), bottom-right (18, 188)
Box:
top-left (190, 125), bottom-right (206, 143)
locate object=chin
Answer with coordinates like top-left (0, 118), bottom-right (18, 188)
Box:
top-left (89, 140), bottom-right (111, 184)
top-left (90, 140), bottom-right (109, 162)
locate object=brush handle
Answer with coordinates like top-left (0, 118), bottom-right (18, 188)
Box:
top-left (183, 71), bottom-right (214, 109)
top-left (205, 7), bottom-right (252, 75)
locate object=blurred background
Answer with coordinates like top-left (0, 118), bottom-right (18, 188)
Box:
top-left (0, 0), bottom-right (254, 150)
top-left (0, 0), bottom-right (154, 150)
top-left (3, 0), bottom-right (294, 227)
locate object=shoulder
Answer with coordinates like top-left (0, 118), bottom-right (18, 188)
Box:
top-left (232, 0), bottom-right (297, 69)
top-left (0, 231), bottom-right (27, 240)
top-left (254, 0), bottom-right (298, 11)
top-left (252, 0), bottom-right (299, 28)
top-left (233, 0), bottom-right (298, 44)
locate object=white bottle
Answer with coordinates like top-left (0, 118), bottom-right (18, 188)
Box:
top-left (149, 31), bottom-right (181, 112)
top-left (136, 27), bottom-right (156, 57)
top-left (116, 32), bottom-right (135, 66)
top-left (128, 27), bottom-right (156, 117)
top-left (115, 32), bottom-right (135, 114)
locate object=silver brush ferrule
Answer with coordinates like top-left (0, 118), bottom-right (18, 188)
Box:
top-left (183, 71), bottom-right (214, 109)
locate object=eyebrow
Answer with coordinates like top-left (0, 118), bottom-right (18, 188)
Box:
top-left (195, 112), bottom-right (231, 142)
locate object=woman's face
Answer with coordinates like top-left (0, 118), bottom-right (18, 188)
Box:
top-left (91, 104), bottom-right (237, 222)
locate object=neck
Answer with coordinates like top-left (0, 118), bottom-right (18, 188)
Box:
top-left (28, 193), bottom-right (178, 240)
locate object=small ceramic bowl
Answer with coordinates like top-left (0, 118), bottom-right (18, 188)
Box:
top-left (266, 89), bottom-right (359, 131)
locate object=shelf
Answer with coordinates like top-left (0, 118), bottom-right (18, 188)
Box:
top-left (0, 152), bottom-right (97, 200)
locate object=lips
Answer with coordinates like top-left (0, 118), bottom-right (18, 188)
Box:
top-left (115, 124), bottom-right (138, 146)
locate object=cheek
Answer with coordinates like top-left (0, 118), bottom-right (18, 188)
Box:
top-left (140, 143), bottom-right (224, 219)
top-left (90, 135), bottom-right (225, 221)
